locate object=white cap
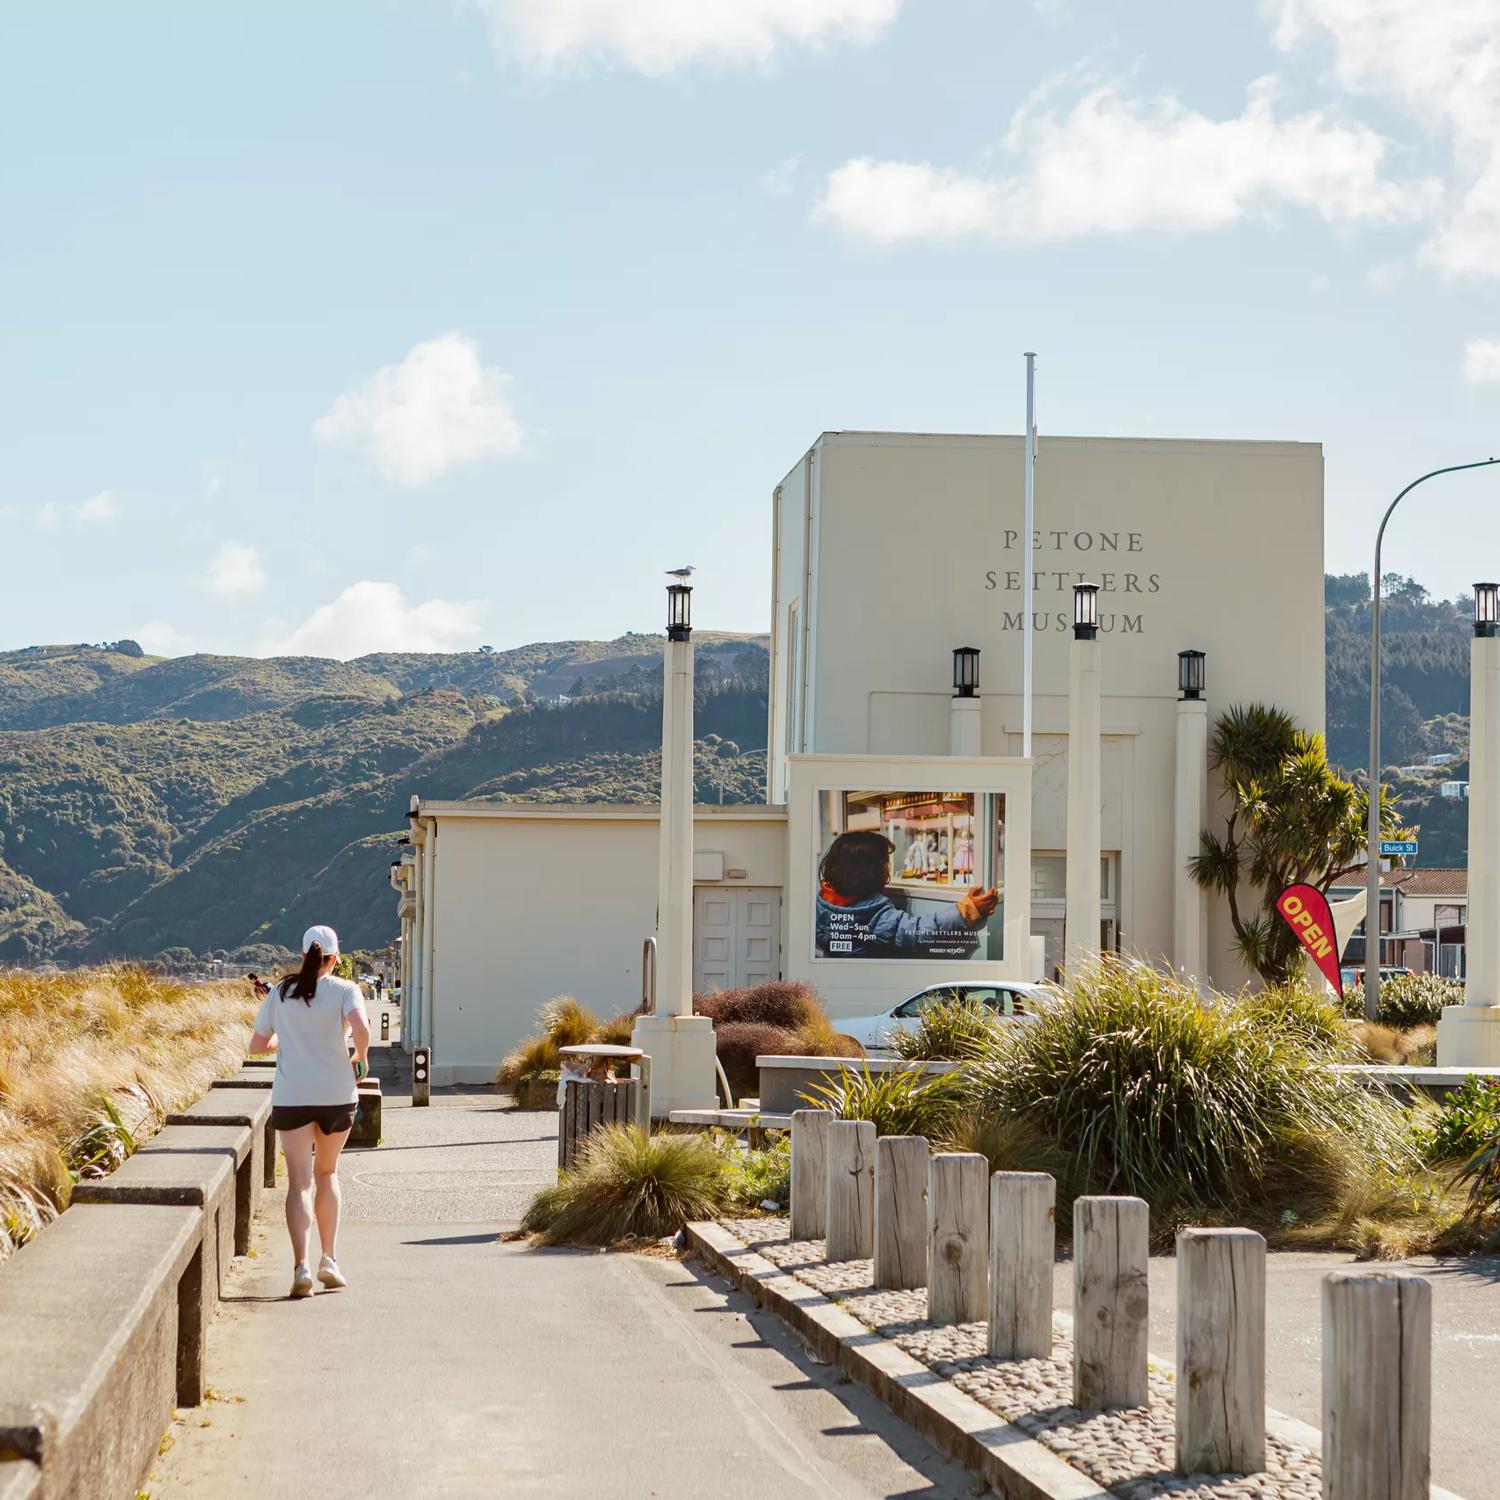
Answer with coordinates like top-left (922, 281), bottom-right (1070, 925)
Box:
top-left (302, 924), bottom-right (339, 956)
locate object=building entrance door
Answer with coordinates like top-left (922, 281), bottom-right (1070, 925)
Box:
top-left (693, 887), bottom-right (782, 993)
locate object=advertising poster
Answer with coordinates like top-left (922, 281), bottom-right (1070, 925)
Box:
top-left (815, 790), bottom-right (1005, 960)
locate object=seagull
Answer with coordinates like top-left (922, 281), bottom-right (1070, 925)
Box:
top-left (666, 566), bottom-right (695, 580)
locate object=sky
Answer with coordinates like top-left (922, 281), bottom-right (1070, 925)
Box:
top-left (2, 0), bottom-right (1499, 659)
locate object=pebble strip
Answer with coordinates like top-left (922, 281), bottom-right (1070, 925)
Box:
top-left (718, 1217), bottom-right (1321, 1500)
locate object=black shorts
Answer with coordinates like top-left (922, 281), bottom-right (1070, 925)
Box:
top-left (271, 1103), bottom-right (357, 1135)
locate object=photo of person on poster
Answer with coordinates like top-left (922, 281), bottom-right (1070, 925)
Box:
top-left (816, 829), bottom-right (999, 959)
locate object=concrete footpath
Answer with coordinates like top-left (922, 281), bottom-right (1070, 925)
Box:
top-left (145, 1051), bottom-right (973, 1500)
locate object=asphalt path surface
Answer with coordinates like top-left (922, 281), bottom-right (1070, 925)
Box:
top-left (145, 1057), bottom-right (975, 1500)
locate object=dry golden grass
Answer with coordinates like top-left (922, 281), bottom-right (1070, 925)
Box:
top-left (1353, 1021), bottom-right (1438, 1066)
top-left (0, 966), bottom-right (256, 1257)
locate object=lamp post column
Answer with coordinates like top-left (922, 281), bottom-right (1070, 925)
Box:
top-left (950, 647), bottom-right (982, 756)
top-left (633, 582), bottom-right (720, 1116)
top-left (1439, 582), bottom-right (1500, 1064)
top-left (1065, 585), bottom-right (1101, 984)
top-left (1173, 651), bottom-right (1208, 983)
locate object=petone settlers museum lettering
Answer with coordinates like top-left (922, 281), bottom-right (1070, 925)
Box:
top-left (984, 528), bottom-right (1160, 633)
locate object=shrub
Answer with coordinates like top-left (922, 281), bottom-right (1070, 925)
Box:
top-left (970, 959), bottom-right (1416, 1230)
top-left (1342, 973), bottom-right (1461, 1029)
top-left (521, 1125), bottom-right (730, 1245)
top-left (593, 1009), bottom-right (641, 1047)
top-left (888, 996), bottom-right (996, 1061)
top-left (1238, 981), bottom-right (1354, 1057)
top-left (801, 1064), bottom-right (971, 1139)
top-left (1421, 1076), bottom-right (1500, 1162)
top-left (497, 995), bottom-right (628, 1085)
top-left (715, 1021), bottom-right (798, 1100)
top-left (718, 1132), bottom-right (791, 1210)
top-left (695, 980), bottom-right (821, 1029)
top-left (792, 1011), bottom-right (864, 1060)
top-left (1455, 1131), bottom-right (1500, 1249)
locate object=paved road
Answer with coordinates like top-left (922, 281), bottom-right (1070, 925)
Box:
top-left (146, 1058), bottom-right (973, 1500)
top-left (1052, 1250), bottom-right (1500, 1500)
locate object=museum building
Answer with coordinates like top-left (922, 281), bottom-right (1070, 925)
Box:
top-left (394, 431), bottom-right (1324, 1084)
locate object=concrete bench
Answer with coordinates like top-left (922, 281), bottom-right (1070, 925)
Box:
top-left (73, 1123), bottom-right (245, 1291)
top-left (168, 1086), bottom-right (275, 1190)
top-left (755, 1055), bottom-right (961, 1114)
top-left (213, 1070), bottom-right (272, 1089)
top-left (0, 1202), bottom-right (203, 1498)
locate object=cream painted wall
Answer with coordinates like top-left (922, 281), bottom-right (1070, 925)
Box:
top-left (420, 806), bottom-right (787, 1084)
top-left (773, 432), bottom-right (1325, 992)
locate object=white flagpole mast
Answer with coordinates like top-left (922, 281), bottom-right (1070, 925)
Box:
top-left (1023, 352), bottom-right (1036, 758)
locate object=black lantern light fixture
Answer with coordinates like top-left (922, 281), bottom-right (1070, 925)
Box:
top-left (952, 646), bottom-right (980, 698)
top-left (666, 583), bottom-right (693, 642)
top-left (1476, 582), bottom-right (1499, 638)
top-left (1072, 582), bottom-right (1100, 640)
top-left (1178, 649), bottom-right (1206, 700)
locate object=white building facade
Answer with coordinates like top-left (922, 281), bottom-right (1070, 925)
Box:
top-left (397, 431), bottom-right (1325, 1084)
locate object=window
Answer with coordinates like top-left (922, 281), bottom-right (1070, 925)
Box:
top-left (784, 602), bottom-right (801, 755)
top-left (893, 987), bottom-right (959, 1018)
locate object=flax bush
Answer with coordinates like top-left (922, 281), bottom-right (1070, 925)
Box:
top-left (800, 1063), bottom-right (971, 1140)
top-left (887, 995), bottom-right (1000, 1062)
top-left (969, 959), bottom-right (1417, 1233)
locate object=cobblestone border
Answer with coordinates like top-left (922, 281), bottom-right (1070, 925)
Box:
top-left (689, 1219), bottom-right (1466, 1500)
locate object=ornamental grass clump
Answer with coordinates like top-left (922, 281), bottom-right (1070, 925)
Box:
top-left (521, 1125), bottom-right (731, 1245)
top-left (496, 996), bottom-right (641, 1086)
top-left (0, 965), bottom-right (256, 1257)
top-left (970, 959), bottom-right (1416, 1234)
top-left (887, 995), bottom-right (998, 1061)
top-left (801, 1063), bottom-right (971, 1140)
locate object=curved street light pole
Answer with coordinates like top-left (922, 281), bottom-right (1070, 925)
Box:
top-left (1365, 458), bottom-right (1500, 1023)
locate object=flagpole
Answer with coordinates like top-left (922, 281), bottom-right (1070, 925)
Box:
top-left (1023, 352), bottom-right (1036, 759)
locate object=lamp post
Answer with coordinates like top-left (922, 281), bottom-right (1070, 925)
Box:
top-left (631, 580), bottom-right (719, 1115)
top-left (1438, 581), bottom-right (1500, 1063)
top-left (1364, 459), bottom-right (1500, 1024)
top-left (1174, 651), bottom-right (1208, 981)
top-left (950, 646), bottom-right (981, 756)
top-left (1065, 584), bottom-right (1101, 982)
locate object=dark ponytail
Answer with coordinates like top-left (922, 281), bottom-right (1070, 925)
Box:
top-left (278, 942), bottom-right (324, 1005)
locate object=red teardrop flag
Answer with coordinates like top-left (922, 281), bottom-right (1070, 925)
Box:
top-left (1275, 883), bottom-right (1343, 993)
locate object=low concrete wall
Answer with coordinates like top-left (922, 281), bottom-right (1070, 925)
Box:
top-left (0, 1461), bottom-right (39, 1500)
top-left (1333, 1063), bottom-right (1500, 1104)
top-left (172, 1085), bottom-right (274, 1190)
top-left (755, 1055), bottom-right (961, 1114)
top-left (0, 1202), bottom-right (202, 1500)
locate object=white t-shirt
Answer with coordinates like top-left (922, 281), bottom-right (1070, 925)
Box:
top-left (253, 976), bottom-right (368, 1107)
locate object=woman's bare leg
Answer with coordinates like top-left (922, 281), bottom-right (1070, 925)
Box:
top-left (281, 1124), bottom-right (317, 1265)
top-left (313, 1126), bottom-right (351, 1262)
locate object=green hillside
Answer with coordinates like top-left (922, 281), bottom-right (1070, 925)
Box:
top-left (0, 635), bottom-right (768, 962)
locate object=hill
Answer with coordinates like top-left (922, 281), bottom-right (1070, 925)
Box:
top-left (0, 635), bottom-right (768, 962)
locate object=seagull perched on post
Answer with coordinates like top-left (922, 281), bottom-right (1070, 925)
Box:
top-left (666, 566), bottom-right (695, 580)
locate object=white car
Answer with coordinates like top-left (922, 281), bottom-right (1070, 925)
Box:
top-left (839, 981), bottom-right (1051, 1053)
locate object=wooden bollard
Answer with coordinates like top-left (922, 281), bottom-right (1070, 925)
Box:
top-left (927, 1153), bottom-right (988, 1324)
top-left (1322, 1271), bottom-right (1432, 1500)
top-left (1176, 1228), bottom-right (1266, 1475)
top-left (790, 1109), bottom-right (834, 1240)
top-left (874, 1136), bottom-right (928, 1290)
top-left (825, 1120), bottom-right (876, 1261)
top-left (987, 1171), bottom-right (1055, 1360)
top-left (1073, 1195), bottom-right (1149, 1409)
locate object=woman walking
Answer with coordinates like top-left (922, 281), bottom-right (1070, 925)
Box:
top-left (249, 925), bottom-right (370, 1297)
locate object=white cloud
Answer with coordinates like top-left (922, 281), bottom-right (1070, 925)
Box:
top-left (206, 541), bottom-right (268, 601)
top-left (133, 620), bottom-right (194, 657)
top-left (818, 79), bottom-right (1434, 244)
top-left (1463, 338), bottom-right (1500, 384)
top-left (477, 0), bottom-right (900, 73)
top-left (269, 581), bottom-right (486, 659)
top-left (313, 332), bottom-right (524, 487)
top-left (1269, 0), bottom-right (1500, 278)
top-left (36, 489), bottom-right (121, 529)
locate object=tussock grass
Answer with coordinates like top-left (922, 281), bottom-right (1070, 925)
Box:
top-left (521, 1125), bottom-right (731, 1245)
top-left (887, 995), bottom-right (997, 1061)
top-left (0, 966), bottom-right (256, 1257)
top-left (801, 1064), bottom-right (971, 1140)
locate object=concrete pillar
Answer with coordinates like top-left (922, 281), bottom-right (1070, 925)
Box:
top-left (949, 695), bottom-right (982, 757)
top-left (1439, 625), bottom-right (1500, 1062)
top-left (1173, 694), bottom-right (1209, 982)
top-left (1065, 631), bottom-right (1102, 981)
top-left (633, 597), bottom-right (718, 1116)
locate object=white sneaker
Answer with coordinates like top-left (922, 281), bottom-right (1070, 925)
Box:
top-left (290, 1263), bottom-right (315, 1298)
top-left (317, 1254), bottom-right (347, 1290)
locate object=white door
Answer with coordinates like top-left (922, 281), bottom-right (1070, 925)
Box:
top-left (693, 887), bottom-right (782, 992)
